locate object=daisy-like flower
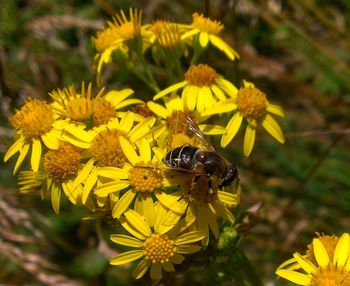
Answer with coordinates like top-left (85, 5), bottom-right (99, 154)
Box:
top-left (93, 137), bottom-right (185, 219)
top-left (209, 80), bottom-right (285, 157)
top-left (148, 20), bottom-right (183, 49)
top-left (69, 113), bottom-right (156, 205)
top-left (153, 64), bottom-right (237, 112)
top-left (92, 8), bottom-right (152, 80)
top-left (180, 13), bottom-right (239, 60)
top-left (276, 233), bottom-right (350, 285)
top-left (109, 206), bottom-right (205, 280)
top-left (147, 95), bottom-right (227, 149)
top-left (50, 82), bottom-right (142, 127)
top-left (4, 98), bottom-right (65, 174)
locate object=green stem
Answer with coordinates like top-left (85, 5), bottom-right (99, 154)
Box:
top-left (236, 249), bottom-right (264, 286)
top-left (135, 48), bottom-right (160, 93)
top-left (127, 62), bottom-right (159, 93)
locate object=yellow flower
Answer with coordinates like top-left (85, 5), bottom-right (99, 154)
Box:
top-left (92, 8), bottom-right (152, 80)
top-left (4, 98), bottom-right (65, 174)
top-left (181, 13), bottom-right (239, 60)
top-left (276, 233), bottom-right (350, 285)
top-left (147, 94), bottom-right (227, 147)
top-left (148, 20), bottom-right (182, 49)
top-left (94, 138), bottom-right (181, 219)
top-left (204, 81), bottom-right (285, 157)
top-left (153, 64), bottom-right (237, 113)
top-left (68, 113), bottom-right (156, 205)
top-left (110, 206), bottom-right (205, 280)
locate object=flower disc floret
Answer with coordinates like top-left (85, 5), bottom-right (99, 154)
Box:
top-left (93, 99), bottom-right (116, 126)
top-left (143, 233), bottom-right (175, 264)
top-left (44, 142), bottom-right (81, 180)
top-left (236, 86), bottom-right (268, 119)
top-left (192, 13), bottom-right (224, 34)
top-left (185, 64), bottom-right (219, 87)
top-left (89, 129), bottom-right (128, 167)
top-left (11, 98), bottom-right (54, 139)
top-left (310, 265), bottom-right (350, 286)
top-left (306, 234), bottom-right (339, 264)
top-left (129, 162), bottom-right (163, 193)
top-left (66, 97), bottom-right (94, 121)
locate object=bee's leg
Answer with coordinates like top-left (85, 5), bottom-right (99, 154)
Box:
top-left (208, 180), bottom-right (214, 195)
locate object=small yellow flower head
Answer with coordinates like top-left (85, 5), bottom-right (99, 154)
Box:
top-left (44, 142), bottom-right (81, 180)
top-left (89, 129), bottom-right (128, 167)
top-left (191, 12), bottom-right (224, 35)
top-left (93, 99), bottom-right (116, 126)
top-left (10, 98), bottom-right (54, 139)
top-left (150, 20), bottom-right (181, 48)
top-left (92, 23), bottom-right (121, 53)
top-left (306, 234), bottom-right (339, 264)
top-left (236, 86), bottom-right (268, 119)
top-left (185, 64), bottom-right (219, 87)
top-left (143, 233), bottom-right (176, 263)
top-left (113, 8), bottom-right (142, 40)
top-left (310, 265), bottom-right (350, 286)
top-left (129, 163), bottom-right (163, 193)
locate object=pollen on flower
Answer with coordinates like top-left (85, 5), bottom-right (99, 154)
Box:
top-left (129, 162), bottom-right (162, 192)
top-left (185, 64), bottom-right (219, 87)
top-left (143, 233), bottom-right (176, 264)
top-left (309, 264), bottom-right (350, 286)
top-left (192, 13), bottom-right (224, 34)
top-left (306, 234), bottom-right (339, 264)
top-left (93, 99), bottom-right (116, 126)
top-left (184, 176), bottom-right (218, 206)
top-left (236, 86), bottom-right (268, 119)
top-left (150, 20), bottom-right (181, 48)
top-left (10, 98), bottom-right (54, 139)
top-left (89, 129), bottom-right (128, 167)
top-left (44, 142), bottom-right (81, 180)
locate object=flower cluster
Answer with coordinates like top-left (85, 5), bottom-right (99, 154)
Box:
top-left (4, 7), bottom-right (286, 280)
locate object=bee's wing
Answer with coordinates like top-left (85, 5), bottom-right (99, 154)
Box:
top-left (168, 112), bottom-right (216, 152)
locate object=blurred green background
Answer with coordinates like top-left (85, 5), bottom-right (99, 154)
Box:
top-left (1, 0), bottom-right (350, 285)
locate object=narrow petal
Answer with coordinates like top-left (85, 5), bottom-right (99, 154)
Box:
top-left (293, 253), bottom-right (316, 274)
top-left (155, 192), bottom-right (187, 214)
top-left (334, 233), bottom-right (350, 266)
top-left (129, 117), bottom-right (156, 142)
top-left (65, 126), bottom-right (92, 142)
top-left (217, 191), bottom-right (238, 206)
top-left (97, 166), bottom-right (130, 179)
top-left (104, 89), bottom-right (134, 106)
top-left (175, 231), bottom-right (206, 245)
top-left (150, 263), bottom-right (162, 280)
top-left (176, 245), bottom-right (202, 254)
top-left (111, 189), bottom-right (136, 218)
top-left (275, 269), bottom-right (311, 285)
top-left (124, 209), bottom-right (152, 237)
top-left (4, 137), bottom-right (24, 162)
top-left (261, 114), bottom-right (285, 144)
top-left (209, 35), bottom-right (239, 60)
top-left (147, 102), bottom-right (170, 118)
top-left (41, 131), bottom-right (59, 149)
top-left (110, 250), bottom-right (144, 265)
top-left (31, 138), bottom-right (41, 172)
top-left (221, 113), bottom-right (243, 148)
top-left (216, 78), bottom-right (238, 98)
top-left (181, 29), bottom-right (200, 40)
top-left (182, 85), bottom-right (197, 111)
top-left (205, 209), bottom-right (219, 238)
top-left (199, 32), bottom-right (209, 47)
top-left (243, 125), bottom-right (256, 157)
top-left (13, 143), bottom-right (30, 174)
top-left (211, 84), bottom-right (227, 101)
top-left (162, 261), bottom-right (175, 273)
top-left (201, 103), bottom-right (237, 116)
top-left (313, 238), bottom-right (329, 267)
top-left (267, 104), bottom-right (285, 117)
top-left (82, 167), bottom-right (98, 204)
top-left (51, 182), bottom-right (61, 214)
top-left (132, 259), bottom-right (151, 280)
top-left (119, 136), bottom-right (139, 165)
top-left (153, 81), bottom-right (187, 101)
top-left (94, 181), bottom-right (130, 196)
top-left (137, 138), bottom-right (151, 161)
top-left (199, 124), bottom-right (227, 135)
top-left (115, 99), bottom-right (144, 109)
top-left (110, 234), bottom-right (143, 248)
top-left (135, 195), bottom-right (155, 228)
top-left (196, 87), bottom-right (206, 112)
top-left (120, 112), bottom-right (134, 133)
top-left (171, 253), bottom-right (185, 264)
top-left (70, 158), bottom-right (94, 193)
top-left (119, 216), bottom-right (147, 240)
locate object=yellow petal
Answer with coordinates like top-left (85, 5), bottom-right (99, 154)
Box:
top-left (182, 85), bottom-right (197, 111)
top-left (132, 259), bottom-right (151, 280)
top-left (216, 78), bottom-right (238, 98)
top-left (243, 125), bottom-right (256, 157)
top-left (181, 28), bottom-right (200, 40)
top-left (162, 261), bottom-right (175, 273)
top-left (104, 88), bottom-right (134, 106)
top-left (267, 104), bottom-right (285, 117)
top-left (137, 138), bottom-right (151, 161)
top-left (94, 181), bottom-right (130, 196)
top-left (110, 234), bottom-right (143, 247)
top-left (97, 167), bottom-right (129, 179)
top-left (176, 245), bottom-right (202, 254)
top-left (124, 209), bottom-right (152, 237)
top-left (261, 114), bottom-right (285, 144)
top-left (110, 250), bottom-right (144, 265)
top-left (119, 136), bottom-right (139, 165)
top-left (4, 136), bottom-right (24, 162)
top-left (147, 101), bottom-right (170, 118)
top-left (111, 189), bottom-right (136, 218)
top-left (313, 238), bottom-right (329, 267)
top-left (51, 182), bottom-right (61, 214)
top-left (150, 263), bottom-right (162, 280)
top-left (120, 112), bottom-right (135, 133)
top-left (293, 253), bottom-right (316, 274)
top-left (209, 35), bottom-right (239, 60)
top-left (196, 87), bottom-right (206, 112)
top-left (65, 126), bottom-right (92, 142)
top-left (129, 117), bottom-right (156, 142)
top-left (199, 32), bottom-right (209, 47)
top-left (218, 191), bottom-right (238, 206)
top-left (210, 84), bottom-right (227, 101)
top-left (116, 98), bottom-right (144, 109)
top-left (82, 167), bottom-right (98, 204)
top-left (13, 143), bottom-right (30, 175)
top-left (134, 194), bottom-right (155, 227)
top-left (41, 131), bottom-right (59, 149)
top-left (30, 138), bottom-right (41, 172)
top-left (199, 124), bottom-right (227, 135)
top-left (175, 231), bottom-right (206, 245)
top-left (221, 113), bottom-right (243, 148)
top-left (334, 233), bottom-right (350, 266)
top-left (153, 81), bottom-right (187, 101)
top-left (70, 158), bottom-right (94, 193)
top-left (275, 269), bottom-right (311, 285)
top-left (201, 103), bottom-right (237, 116)
top-left (155, 192), bottom-right (187, 214)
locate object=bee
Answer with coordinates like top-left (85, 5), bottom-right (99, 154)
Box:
top-left (162, 112), bottom-right (239, 196)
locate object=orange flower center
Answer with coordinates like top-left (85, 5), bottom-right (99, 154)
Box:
top-left (185, 64), bottom-right (219, 87)
top-left (10, 98), bottom-right (54, 139)
top-left (236, 86), bottom-right (268, 119)
top-left (310, 265), bottom-right (350, 286)
top-left (144, 233), bottom-right (176, 264)
top-left (150, 20), bottom-right (181, 48)
top-left (89, 129), bottom-right (128, 167)
top-left (307, 234), bottom-right (339, 264)
top-left (93, 99), bottom-right (116, 126)
top-left (129, 162), bottom-right (163, 193)
top-left (44, 143), bottom-right (81, 180)
top-left (192, 13), bottom-right (224, 34)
